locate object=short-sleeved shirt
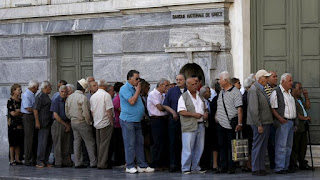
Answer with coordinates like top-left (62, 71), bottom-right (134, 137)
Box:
top-left (147, 88), bottom-right (167, 116)
top-left (90, 89), bottom-right (114, 129)
top-left (119, 82), bottom-right (144, 122)
top-left (270, 84), bottom-right (296, 119)
top-left (7, 98), bottom-right (22, 127)
top-left (50, 95), bottom-right (69, 122)
top-left (177, 90), bottom-right (206, 122)
top-left (51, 92), bottom-right (60, 102)
top-left (216, 86), bottom-right (243, 129)
top-left (163, 86), bottom-right (187, 112)
top-left (34, 91), bottom-right (52, 128)
top-left (113, 94), bottom-right (121, 128)
top-left (21, 88), bottom-right (35, 114)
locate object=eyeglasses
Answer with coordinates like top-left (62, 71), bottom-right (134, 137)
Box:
top-left (135, 78), bottom-right (141, 81)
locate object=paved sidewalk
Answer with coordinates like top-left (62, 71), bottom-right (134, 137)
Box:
top-left (0, 157), bottom-right (318, 180)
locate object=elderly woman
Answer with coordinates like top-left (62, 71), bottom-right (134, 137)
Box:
top-left (7, 84), bottom-right (24, 166)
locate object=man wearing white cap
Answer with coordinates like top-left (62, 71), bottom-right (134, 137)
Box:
top-left (247, 70), bottom-right (273, 176)
top-left (65, 79), bottom-right (97, 168)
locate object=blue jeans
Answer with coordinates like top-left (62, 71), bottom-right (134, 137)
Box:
top-left (120, 119), bottom-right (148, 169)
top-left (275, 120), bottom-right (294, 172)
top-left (181, 123), bottom-right (205, 172)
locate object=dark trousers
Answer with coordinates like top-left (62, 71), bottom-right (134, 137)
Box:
top-left (217, 124), bottom-right (235, 170)
top-left (51, 121), bottom-right (71, 166)
top-left (251, 124), bottom-right (271, 171)
top-left (267, 124), bottom-right (276, 169)
top-left (96, 125), bottom-right (113, 169)
top-left (290, 131), bottom-right (308, 167)
top-left (37, 126), bottom-right (52, 164)
top-left (22, 114), bottom-right (38, 164)
top-left (168, 117), bottom-right (181, 169)
top-left (150, 116), bottom-right (167, 168)
top-left (109, 127), bottom-right (125, 166)
top-left (200, 126), bottom-right (212, 169)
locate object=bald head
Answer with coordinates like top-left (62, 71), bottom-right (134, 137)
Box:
top-left (186, 77), bottom-right (198, 93)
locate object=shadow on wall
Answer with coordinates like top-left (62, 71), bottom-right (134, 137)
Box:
top-left (179, 63), bottom-right (205, 86)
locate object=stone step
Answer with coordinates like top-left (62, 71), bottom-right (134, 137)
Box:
top-left (305, 145), bottom-right (320, 167)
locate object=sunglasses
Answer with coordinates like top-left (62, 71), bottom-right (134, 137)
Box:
top-left (135, 78), bottom-right (141, 81)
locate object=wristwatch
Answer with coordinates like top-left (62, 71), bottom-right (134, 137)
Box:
top-left (238, 124), bottom-right (243, 126)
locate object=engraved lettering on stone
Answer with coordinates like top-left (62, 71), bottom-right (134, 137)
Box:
top-left (172, 12), bottom-right (223, 20)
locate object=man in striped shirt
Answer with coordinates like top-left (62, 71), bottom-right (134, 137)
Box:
top-left (264, 71), bottom-right (278, 170)
top-left (216, 71), bottom-right (243, 174)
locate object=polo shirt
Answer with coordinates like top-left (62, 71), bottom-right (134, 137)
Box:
top-left (147, 88), bottom-right (167, 116)
top-left (34, 91), bottom-right (52, 128)
top-left (50, 95), bottom-right (69, 122)
top-left (163, 86), bottom-right (187, 112)
top-left (119, 82), bottom-right (144, 122)
top-left (216, 86), bottom-right (243, 129)
top-left (21, 88), bottom-right (35, 114)
top-left (90, 89), bottom-right (114, 129)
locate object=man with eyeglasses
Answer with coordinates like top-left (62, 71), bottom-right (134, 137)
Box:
top-left (119, 70), bottom-right (154, 174)
top-left (289, 82), bottom-right (313, 171)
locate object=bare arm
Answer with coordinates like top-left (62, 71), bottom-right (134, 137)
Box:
top-left (25, 107), bottom-right (33, 112)
top-left (179, 110), bottom-right (202, 119)
top-left (155, 104), bottom-right (164, 111)
top-left (10, 109), bottom-right (22, 117)
top-left (53, 112), bottom-right (70, 132)
top-left (235, 107), bottom-right (243, 131)
top-left (107, 108), bottom-right (114, 126)
top-left (272, 108), bottom-right (288, 124)
top-left (163, 105), bottom-right (179, 120)
top-left (128, 82), bottom-right (141, 105)
top-left (33, 109), bottom-right (40, 129)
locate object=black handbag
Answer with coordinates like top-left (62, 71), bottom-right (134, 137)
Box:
top-left (222, 92), bottom-right (238, 130)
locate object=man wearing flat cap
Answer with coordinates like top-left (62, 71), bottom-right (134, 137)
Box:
top-left (247, 70), bottom-right (273, 176)
top-left (65, 79), bottom-right (97, 168)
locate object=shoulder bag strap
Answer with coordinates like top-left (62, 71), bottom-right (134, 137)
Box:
top-left (222, 92), bottom-right (230, 121)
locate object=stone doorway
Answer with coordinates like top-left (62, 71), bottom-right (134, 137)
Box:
top-left (179, 63), bottom-right (205, 86)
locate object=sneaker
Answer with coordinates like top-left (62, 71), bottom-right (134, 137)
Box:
top-left (36, 163), bottom-right (45, 168)
top-left (182, 170), bottom-right (191, 174)
top-left (192, 169), bottom-right (206, 173)
top-left (137, 166), bottom-right (155, 173)
top-left (126, 167), bottom-right (138, 173)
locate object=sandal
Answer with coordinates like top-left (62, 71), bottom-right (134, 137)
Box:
top-left (15, 161), bottom-right (23, 165)
top-left (10, 161), bottom-right (16, 166)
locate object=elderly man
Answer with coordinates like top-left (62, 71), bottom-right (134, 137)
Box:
top-left (290, 82), bottom-right (313, 171)
top-left (178, 77), bottom-right (208, 174)
top-left (66, 84), bottom-right (75, 96)
top-left (106, 85), bottom-right (115, 98)
top-left (147, 78), bottom-right (170, 170)
top-left (65, 79), bottom-right (97, 168)
top-left (270, 73), bottom-right (297, 174)
top-left (90, 80), bottom-right (114, 169)
top-left (264, 71), bottom-right (278, 170)
top-left (50, 85), bottom-right (71, 168)
top-left (163, 74), bottom-right (187, 172)
top-left (34, 81), bottom-right (53, 168)
top-left (86, 81), bottom-right (98, 100)
top-left (21, 80), bottom-right (39, 166)
top-left (120, 70), bottom-right (154, 173)
top-left (52, 80), bottom-right (67, 101)
top-left (247, 70), bottom-right (273, 176)
top-left (216, 71), bottom-right (243, 174)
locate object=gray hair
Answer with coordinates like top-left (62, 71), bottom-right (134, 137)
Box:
top-left (66, 84), bottom-right (75, 93)
top-left (156, 78), bottom-right (169, 87)
top-left (40, 81), bottom-right (51, 89)
top-left (199, 85), bottom-right (210, 97)
top-left (219, 71), bottom-right (231, 83)
top-left (280, 73), bottom-right (292, 83)
top-left (98, 79), bottom-right (108, 87)
top-left (106, 85), bottom-right (113, 92)
top-left (59, 85), bottom-right (68, 91)
top-left (244, 74), bottom-right (256, 89)
top-left (86, 76), bottom-right (95, 82)
top-left (28, 80), bottom-right (39, 88)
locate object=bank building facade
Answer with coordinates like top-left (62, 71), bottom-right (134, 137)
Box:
top-left (0, 0), bottom-right (319, 165)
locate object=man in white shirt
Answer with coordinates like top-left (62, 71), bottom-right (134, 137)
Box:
top-left (177, 77), bottom-right (208, 174)
top-left (147, 78), bottom-right (170, 170)
top-left (270, 73), bottom-right (297, 174)
top-left (90, 79), bottom-right (114, 169)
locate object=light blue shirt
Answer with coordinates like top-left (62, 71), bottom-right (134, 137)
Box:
top-left (297, 99), bottom-right (308, 117)
top-left (21, 88), bottom-right (35, 114)
top-left (119, 82), bottom-right (144, 122)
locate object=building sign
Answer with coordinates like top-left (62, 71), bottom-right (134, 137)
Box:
top-left (172, 12), bottom-right (223, 20)
top-left (170, 9), bottom-right (226, 24)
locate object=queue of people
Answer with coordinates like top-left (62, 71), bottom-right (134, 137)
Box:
top-left (6, 69), bottom-right (314, 176)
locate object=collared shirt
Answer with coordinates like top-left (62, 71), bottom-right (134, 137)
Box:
top-left (113, 94), bottom-right (121, 128)
top-left (264, 83), bottom-right (275, 99)
top-left (297, 99), bottom-right (307, 117)
top-left (270, 84), bottom-right (296, 119)
top-left (21, 88), bottom-right (36, 114)
top-left (90, 89), bottom-right (114, 129)
top-left (50, 95), bottom-right (69, 122)
top-left (177, 90), bottom-right (206, 122)
top-left (119, 82), bottom-right (144, 122)
top-left (65, 90), bottom-right (91, 125)
top-left (51, 92), bottom-right (60, 102)
top-left (34, 91), bottom-right (52, 128)
top-left (163, 86), bottom-right (187, 112)
top-left (147, 88), bottom-right (167, 116)
top-left (216, 86), bottom-right (243, 129)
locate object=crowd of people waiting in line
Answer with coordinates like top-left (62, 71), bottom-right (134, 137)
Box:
top-left (6, 69), bottom-right (314, 176)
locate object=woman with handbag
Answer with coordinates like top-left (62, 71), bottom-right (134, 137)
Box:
top-left (7, 84), bottom-right (24, 166)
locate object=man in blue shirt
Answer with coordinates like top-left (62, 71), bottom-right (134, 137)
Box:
top-left (119, 70), bottom-right (154, 174)
top-left (50, 85), bottom-right (72, 168)
top-left (163, 74), bottom-right (187, 172)
top-left (21, 80), bottom-right (39, 166)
